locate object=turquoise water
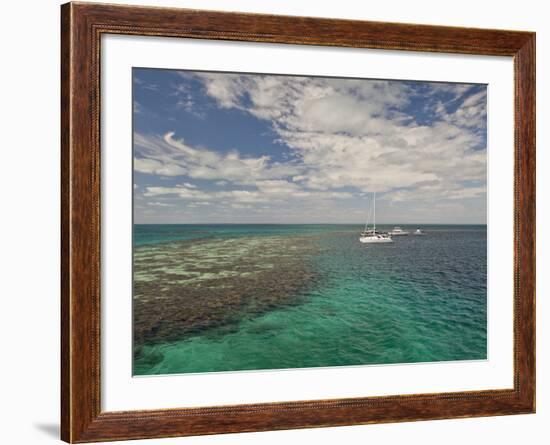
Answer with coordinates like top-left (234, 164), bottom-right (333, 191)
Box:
top-left (133, 224), bottom-right (487, 375)
top-left (133, 223), bottom-right (352, 246)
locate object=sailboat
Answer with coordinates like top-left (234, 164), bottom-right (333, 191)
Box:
top-left (359, 192), bottom-right (393, 243)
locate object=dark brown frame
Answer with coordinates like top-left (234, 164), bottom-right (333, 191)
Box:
top-left (61, 2), bottom-right (536, 442)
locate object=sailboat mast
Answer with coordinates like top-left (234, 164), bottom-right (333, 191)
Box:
top-left (373, 192), bottom-right (376, 233)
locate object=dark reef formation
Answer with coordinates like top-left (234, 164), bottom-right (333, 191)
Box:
top-left (133, 235), bottom-right (319, 350)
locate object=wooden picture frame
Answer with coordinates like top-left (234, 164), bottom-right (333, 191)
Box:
top-left (61, 2), bottom-right (535, 442)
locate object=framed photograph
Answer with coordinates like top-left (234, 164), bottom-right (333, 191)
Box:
top-left (61, 2), bottom-right (535, 442)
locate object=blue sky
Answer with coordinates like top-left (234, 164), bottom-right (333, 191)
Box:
top-left (133, 68), bottom-right (487, 224)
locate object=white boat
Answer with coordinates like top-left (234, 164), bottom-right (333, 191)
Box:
top-left (359, 229), bottom-right (394, 243)
top-left (359, 192), bottom-right (393, 243)
top-left (413, 227), bottom-right (425, 235)
top-left (389, 226), bottom-right (410, 236)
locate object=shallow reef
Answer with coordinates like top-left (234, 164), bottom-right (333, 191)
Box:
top-left (133, 235), bottom-right (319, 350)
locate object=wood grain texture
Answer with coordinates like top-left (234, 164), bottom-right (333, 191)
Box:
top-left (60, 2), bottom-right (536, 442)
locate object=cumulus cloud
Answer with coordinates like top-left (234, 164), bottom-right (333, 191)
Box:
top-left (143, 180), bottom-right (352, 205)
top-left (147, 201), bottom-right (174, 207)
top-left (184, 72), bottom-right (486, 199)
top-left (134, 132), bottom-right (301, 182)
top-left (134, 70), bottom-right (487, 223)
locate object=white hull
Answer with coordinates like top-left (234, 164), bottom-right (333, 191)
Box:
top-left (359, 192), bottom-right (393, 243)
top-left (359, 236), bottom-right (393, 243)
top-left (389, 226), bottom-right (409, 236)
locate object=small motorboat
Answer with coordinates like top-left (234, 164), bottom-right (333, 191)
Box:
top-left (389, 226), bottom-right (410, 236)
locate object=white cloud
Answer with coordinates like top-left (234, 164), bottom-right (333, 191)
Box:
top-left (199, 74), bottom-right (484, 195)
top-left (147, 201), bottom-right (174, 207)
top-left (143, 180), bottom-right (352, 205)
top-left (136, 73), bottom-right (487, 223)
top-left (435, 89), bottom-right (487, 129)
top-left (134, 157), bottom-right (186, 176)
top-left (135, 131), bottom-right (302, 183)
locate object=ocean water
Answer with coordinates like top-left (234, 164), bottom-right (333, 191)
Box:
top-left (133, 224), bottom-right (487, 375)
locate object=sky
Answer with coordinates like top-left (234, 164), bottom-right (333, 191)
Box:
top-left (133, 68), bottom-right (487, 224)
